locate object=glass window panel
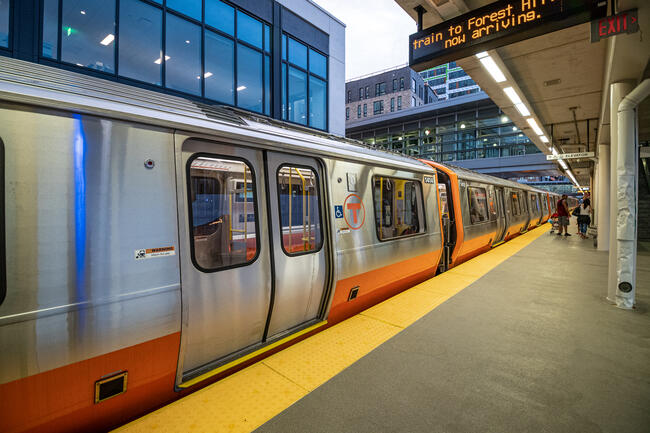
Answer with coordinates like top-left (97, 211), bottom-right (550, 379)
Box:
top-left (205, 30), bottom-right (234, 104)
top-left (0, 0), bottom-right (8, 48)
top-left (373, 177), bottom-right (424, 240)
top-left (237, 44), bottom-right (263, 113)
top-left (165, 13), bottom-right (201, 95)
top-left (281, 63), bottom-right (287, 119)
top-left (42, 0), bottom-right (58, 58)
top-left (167, 0), bottom-right (201, 21)
top-left (288, 37), bottom-right (307, 69)
top-left (264, 24), bottom-right (270, 53)
top-left (264, 55), bottom-right (271, 115)
top-left (309, 76), bottom-right (326, 130)
top-left (468, 187), bottom-right (489, 224)
top-left (282, 34), bottom-right (287, 60)
top-left (61, 0), bottom-right (115, 73)
top-left (309, 49), bottom-right (327, 78)
top-left (237, 11), bottom-right (262, 49)
top-left (205, 0), bottom-right (234, 35)
top-left (119, 0), bottom-right (162, 85)
top-left (189, 156), bottom-right (258, 270)
top-left (277, 166), bottom-right (322, 255)
top-left (288, 66), bottom-right (307, 125)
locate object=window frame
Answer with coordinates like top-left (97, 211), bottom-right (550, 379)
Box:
top-left (371, 175), bottom-right (427, 243)
top-left (275, 163), bottom-right (325, 257)
top-left (281, 32), bottom-right (329, 130)
top-left (186, 152), bottom-right (262, 273)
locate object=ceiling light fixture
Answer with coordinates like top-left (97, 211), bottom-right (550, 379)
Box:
top-left (154, 55), bottom-right (170, 64)
top-left (100, 34), bottom-right (115, 46)
top-left (475, 51), bottom-right (489, 59)
top-left (237, 86), bottom-right (246, 91)
top-left (503, 87), bottom-right (522, 104)
top-left (514, 103), bottom-right (530, 116)
top-left (501, 116), bottom-right (508, 123)
top-left (479, 55), bottom-right (506, 83)
top-left (526, 118), bottom-right (544, 135)
top-left (204, 72), bottom-right (213, 78)
top-left (540, 135), bottom-right (549, 143)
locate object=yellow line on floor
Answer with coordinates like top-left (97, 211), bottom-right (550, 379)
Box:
top-left (113, 224), bottom-right (550, 433)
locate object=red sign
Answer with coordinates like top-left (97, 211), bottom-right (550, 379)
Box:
top-left (591, 9), bottom-right (638, 42)
top-left (343, 194), bottom-right (365, 230)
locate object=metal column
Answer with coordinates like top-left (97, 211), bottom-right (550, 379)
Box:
top-left (597, 143), bottom-right (609, 250)
top-left (607, 82), bottom-right (634, 303)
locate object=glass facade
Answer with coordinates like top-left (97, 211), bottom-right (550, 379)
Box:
top-left (0, 0), bottom-right (7, 48)
top-left (35, 0), bottom-right (329, 123)
top-left (281, 34), bottom-right (328, 130)
top-left (349, 105), bottom-right (541, 162)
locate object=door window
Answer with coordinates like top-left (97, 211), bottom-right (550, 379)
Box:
top-left (510, 192), bottom-right (520, 216)
top-left (438, 183), bottom-right (449, 215)
top-left (277, 166), bottom-right (323, 255)
top-left (188, 156), bottom-right (258, 271)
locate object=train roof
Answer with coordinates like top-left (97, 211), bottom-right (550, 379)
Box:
top-left (0, 57), bottom-right (429, 173)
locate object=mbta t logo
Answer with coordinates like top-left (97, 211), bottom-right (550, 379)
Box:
top-left (343, 194), bottom-right (365, 230)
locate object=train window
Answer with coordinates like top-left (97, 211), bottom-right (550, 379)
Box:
top-left (188, 156), bottom-right (259, 271)
top-left (510, 192), bottom-right (520, 216)
top-left (468, 187), bottom-right (489, 224)
top-left (277, 166), bottom-right (323, 255)
top-left (531, 194), bottom-right (539, 213)
top-left (488, 190), bottom-right (497, 221)
top-left (373, 177), bottom-right (425, 241)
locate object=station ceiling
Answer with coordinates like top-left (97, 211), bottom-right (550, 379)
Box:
top-left (396, 0), bottom-right (650, 188)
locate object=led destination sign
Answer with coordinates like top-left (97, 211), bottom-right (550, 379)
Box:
top-left (409, 0), bottom-right (606, 69)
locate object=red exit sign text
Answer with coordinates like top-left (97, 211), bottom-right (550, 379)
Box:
top-left (591, 9), bottom-right (639, 42)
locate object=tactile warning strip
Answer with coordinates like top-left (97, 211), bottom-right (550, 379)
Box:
top-left (114, 225), bottom-right (550, 433)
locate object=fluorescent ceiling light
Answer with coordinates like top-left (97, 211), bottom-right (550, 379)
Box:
top-left (526, 118), bottom-right (543, 135)
top-left (514, 103), bottom-right (530, 116)
top-left (552, 148), bottom-right (559, 156)
top-left (479, 56), bottom-right (506, 83)
top-left (503, 87), bottom-right (522, 104)
top-left (237, 86), bottom-right (246, 91)
top-left (540, 135), bottom-right (549, 143)
top-left (100, 34), bottom-right (115, 46)
top-left (204, 72), bottom-right (213, 78)
top-left (558, 159), bottom-right (568, 169)
top-left (475, 51), bottom-right (489, 59)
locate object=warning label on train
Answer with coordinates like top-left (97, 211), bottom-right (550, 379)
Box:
top-left (135, 246), bottom-right (176, 260)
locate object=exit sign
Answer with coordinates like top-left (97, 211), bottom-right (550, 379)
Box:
top-left (591, 9), bottom-right (638, 42)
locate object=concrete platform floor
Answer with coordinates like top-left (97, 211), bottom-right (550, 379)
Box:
top-left (256, 226), bottom-right (650, 433)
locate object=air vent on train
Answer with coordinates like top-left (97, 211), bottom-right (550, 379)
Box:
top-left (94, 371), bottom-right (128, 404)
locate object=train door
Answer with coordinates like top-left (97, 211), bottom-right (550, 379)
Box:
top-left (177, 139), bottom-right (272, 382)
top-left (264, 151), bottom-right (328, 338)
top-left (493, 187), bottom-right (507, 245)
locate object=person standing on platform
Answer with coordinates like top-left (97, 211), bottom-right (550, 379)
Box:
top-left (556, 194), bottom-right (570, 236)
top-left (577, 193), bottom-right (592, 238)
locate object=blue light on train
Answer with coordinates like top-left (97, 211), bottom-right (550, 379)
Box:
top-left (73, 114), bottom-right (87, 305)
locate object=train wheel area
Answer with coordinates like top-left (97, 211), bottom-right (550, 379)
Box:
top-left (113, 220), bottom-right (650, 433)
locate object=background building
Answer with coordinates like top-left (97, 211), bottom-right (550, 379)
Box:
top-left (419, 62), bottom-right (481, 101)
top-left (1, 0), bottom-right (345, 134)
top-left (345, 64), bottom-right (436, 124)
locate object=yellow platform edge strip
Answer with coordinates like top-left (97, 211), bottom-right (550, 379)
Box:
top-left (114, 224), bottom-right (550, 433)
top-left (179, 320), bottom-right (328, 389)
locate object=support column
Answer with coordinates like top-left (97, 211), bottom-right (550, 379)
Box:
top-left (607, 82), bottom-right (634, 303)
top-left (615, 79), bottom-right (650, 309)
top-left (597, 143), bottom-right (609, 250)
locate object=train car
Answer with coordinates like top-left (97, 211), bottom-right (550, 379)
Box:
top-left (421, 161), bottom-right (551, 269)
top-left (0, 58), bottom-right (444, 433)
top-left (0, 57), bottom-right (555, 433)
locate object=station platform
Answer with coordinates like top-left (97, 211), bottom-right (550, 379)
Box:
top-left (115, 222), bottom-right (650, 433)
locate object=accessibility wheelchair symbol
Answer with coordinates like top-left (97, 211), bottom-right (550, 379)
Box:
top-left (334, 205), bottom-right (343, 219)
